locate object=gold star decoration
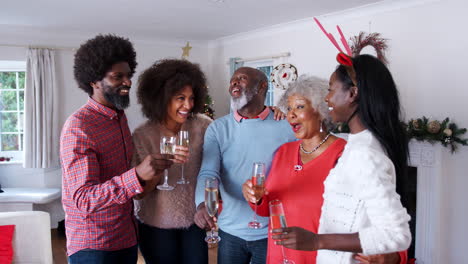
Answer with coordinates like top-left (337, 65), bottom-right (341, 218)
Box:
top-left (181, 41), bottom-right (192, 59)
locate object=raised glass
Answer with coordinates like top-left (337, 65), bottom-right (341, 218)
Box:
top-left (269, 200), bottom-right (295, 264)
top-left (204, 177), bottom-right (221, 244)
top-left (177, 130), bottom-right (190, 184)
top-left (157, 136), bottom-right (176, 191)
top-left (248, 162), bottom-right (266, 229)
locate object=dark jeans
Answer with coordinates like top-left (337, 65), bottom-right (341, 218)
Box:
top-left (138, 222), bottom-right (208, 264)
top-left (68, 245), bottom-right (137, 264)
top-left (218, 229), bottom-right (267, 264)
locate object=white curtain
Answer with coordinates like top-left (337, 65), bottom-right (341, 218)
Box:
top-left (24, 48), bottom-right (59, 168)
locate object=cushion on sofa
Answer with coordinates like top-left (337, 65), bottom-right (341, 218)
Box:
top-left (0, 225), bottom-right (15, 264)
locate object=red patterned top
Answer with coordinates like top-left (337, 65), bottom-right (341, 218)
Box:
top-left (60, 98), bottom-right (143, 256)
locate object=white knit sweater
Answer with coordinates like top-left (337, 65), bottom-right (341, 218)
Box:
top-left (317, 130), bottom-right (411, 264)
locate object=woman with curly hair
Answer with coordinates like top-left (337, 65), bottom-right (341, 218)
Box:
top-left (132, 59), bottom-right (212, 264)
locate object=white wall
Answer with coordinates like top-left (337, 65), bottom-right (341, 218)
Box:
top-left (1, 0), bottom-right (467, 260)
top-left (205, 0), bottom-right (467, 262)
top-left (0, 27), bottom-right (210, 189)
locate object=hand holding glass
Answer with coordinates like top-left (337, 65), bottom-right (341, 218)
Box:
top-left (177, 130), bottom-right (190, 184)
top-left (204, 177), bottom-right (221, 243)
top-left (248, 162), bottom-right (266, 229)
top-left (269, 200), bottom-right (295, 264)
top-left (157, 136), bottom-right (176, 191)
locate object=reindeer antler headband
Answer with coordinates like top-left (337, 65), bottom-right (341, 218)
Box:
top-left (314, 18), bottom-right (357, 86)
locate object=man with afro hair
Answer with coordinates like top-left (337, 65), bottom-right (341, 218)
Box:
top-left (60, 34), bottom-right (174, 263)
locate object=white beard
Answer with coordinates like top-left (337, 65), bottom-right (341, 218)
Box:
top-left (230, 85), bottom-right (258, 112)
top-left (230, 92), bottom-right (249, 112)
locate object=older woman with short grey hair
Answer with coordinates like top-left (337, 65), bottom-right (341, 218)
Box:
top-left (277, 75), bottom-right (333, 132)
top-left (241, 74), bottom-right (347, 263)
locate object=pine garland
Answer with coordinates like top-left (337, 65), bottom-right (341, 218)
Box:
top-left (331, 117), bottom-right (468, 153)
top-left (404, 117), bottom-right (468, 153)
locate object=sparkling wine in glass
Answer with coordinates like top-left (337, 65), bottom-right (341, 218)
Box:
top-left (248, 162), bottom-right (266, 229)
top-left (204, 177), bottom-right (221, 244)
top-left (177, 130), bottom-right (190, 185)
top-left (157, 136), bottom-right (176, 191)
top-left (269, 200), bottom-right (295, 264)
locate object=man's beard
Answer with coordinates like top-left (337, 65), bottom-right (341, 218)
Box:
top-left (103, 86), bottom-right (130, 110)
top-left (230, 92), bottom-right (248, 112)
top-left (230, 86), bottom-right (258, 112)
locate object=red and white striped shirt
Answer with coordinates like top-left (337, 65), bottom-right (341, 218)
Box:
top-left (60, 98), bottom-right (143, 256)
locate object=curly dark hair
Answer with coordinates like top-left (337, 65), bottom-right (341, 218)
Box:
top-left (73, 34), bottom-right (137, 96)
top-left (137, 59), bottom-right (208, 122)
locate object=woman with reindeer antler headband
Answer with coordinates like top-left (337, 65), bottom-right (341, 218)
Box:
top-left (272, 19), bottom-right (411, 264)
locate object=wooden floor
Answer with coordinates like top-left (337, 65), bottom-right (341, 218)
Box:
top-left (51, 229), bottom-right (217, 264)
top-left (51, 229), bottom-right (67, 264)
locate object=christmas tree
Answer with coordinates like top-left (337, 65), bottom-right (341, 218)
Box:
top-left (203, 94), bottom-right (215, 119)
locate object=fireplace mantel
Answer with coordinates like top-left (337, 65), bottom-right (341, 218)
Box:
top-left (408, 140), bottom-right (443, 264)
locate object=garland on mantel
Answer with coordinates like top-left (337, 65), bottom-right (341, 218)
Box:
top-left (331, 117), bottom-right (468, 153)
top-left (404, 117), bottom-right (467, 153)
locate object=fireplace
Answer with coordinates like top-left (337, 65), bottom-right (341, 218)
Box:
top-left (408, 140), bottom-right (443, 264)
top-left (407, 166), bottom-right (417, 259)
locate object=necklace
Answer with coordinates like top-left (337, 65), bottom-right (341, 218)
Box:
top-left (300, 133), bottom-right (331, 154)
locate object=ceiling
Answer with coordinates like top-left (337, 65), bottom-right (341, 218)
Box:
top-left (1, 0), bottom-right (386, 41)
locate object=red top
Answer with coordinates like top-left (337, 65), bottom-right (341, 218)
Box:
top-left (60, 98), bottom-right (143, 256)
top-left (253, 138), bottom-right (346, 264)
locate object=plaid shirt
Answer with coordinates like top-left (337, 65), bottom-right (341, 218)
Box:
top-left (60, 98), bottom-right (143, 256)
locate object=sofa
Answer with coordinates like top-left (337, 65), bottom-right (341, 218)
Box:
top-left (0, 211), bottom-right (53, 264)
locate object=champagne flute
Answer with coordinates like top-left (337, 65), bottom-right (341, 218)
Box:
top-left (157, 136), bottom-right (176, 191)
top-left (248, 162), bottom-right (266, 229)
top-left (269, 200), bottom-right (295, 264)
top-left (177, 130), bottom-right (190, 184)
top-left (204, 177), bottom-right (221, 243)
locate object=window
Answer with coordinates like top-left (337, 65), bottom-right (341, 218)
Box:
top-left (243, 60), bottom-right (275, 106)
top-left (0, 61), bottom-right (26, 161)
top-left (257, 66), bottom-right (274, 106)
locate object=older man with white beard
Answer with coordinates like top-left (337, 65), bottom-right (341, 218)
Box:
top-left (194, 67), bottom-right (296, 264)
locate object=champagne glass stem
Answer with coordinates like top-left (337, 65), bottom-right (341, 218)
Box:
top-left (163, 169), bottom-right (169, 185)
top-left (181, 165), bottom-right (185, 181)
top-left (281, 246), bottom-right (286, 261)
top-left (281, 246), bottom-right (293, 264)
top-left (253, 203), bottom-right (258, 222)
top-left (177, 164), bottom-right (188, 184)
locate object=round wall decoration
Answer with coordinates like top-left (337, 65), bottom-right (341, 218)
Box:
top-left (270, 63), bottom-right (298, 90)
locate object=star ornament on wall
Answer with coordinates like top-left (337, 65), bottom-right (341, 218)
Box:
top-left (181, 41), bottom-right (192, 59)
